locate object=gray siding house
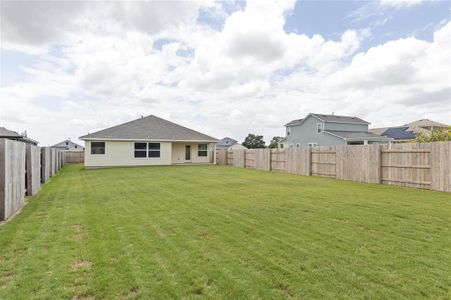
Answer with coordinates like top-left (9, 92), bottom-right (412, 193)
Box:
top-left (52, 139), bottom-right (85, 150)
top-left (216, 137), bottom-right (247, 150)
top-left (280, 113), bottom-right (392, 148)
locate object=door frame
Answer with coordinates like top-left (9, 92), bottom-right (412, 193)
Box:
top-left (185, 145), bottom-right (191, 161)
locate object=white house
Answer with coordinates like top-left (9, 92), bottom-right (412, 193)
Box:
top-left (79, 115), bottom-right (218, 168)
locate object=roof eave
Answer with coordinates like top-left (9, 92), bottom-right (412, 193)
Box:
top-left (79, 137), bottom-right (218, 142)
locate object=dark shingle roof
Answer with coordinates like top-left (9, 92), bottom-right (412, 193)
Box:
top-left (285, 119), bottom-right (304, 126)
top-left (79, 115), bottom-right (218, 142)
top-left (381, 127), bottom-right (416, 140)
top-left (311, 114), bottom-right (370, 124)
top-left (325, 130), bottom-right (393, 141)
top-left (0, 127), bottom-right (22, 138)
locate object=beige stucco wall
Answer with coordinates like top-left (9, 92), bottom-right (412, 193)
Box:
top-left (84, 141), bottom-right (172, 167)
top-left (171, 142), bottom-right (214, 164)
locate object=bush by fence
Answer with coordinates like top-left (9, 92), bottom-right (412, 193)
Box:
top-left (217, 142), bottom-right (451, 192)
top-left (0, 139), bottom-right (71, 221)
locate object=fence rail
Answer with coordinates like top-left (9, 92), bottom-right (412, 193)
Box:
top-left (216, 142), bottom-right (451, 193)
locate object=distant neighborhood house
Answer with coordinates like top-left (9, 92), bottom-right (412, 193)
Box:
top-left (370, 119), bottom-right (449, 142)
top-left (279, 113), bottom-right (393, 148)
top-left (52, 139), bottom-right (85, 150)
top-left (216, 137), bottom-right (247, 150)
top-left (79, 115), bottom-right (218, 168)
top-left (0, 127), bottom-right (39, 145)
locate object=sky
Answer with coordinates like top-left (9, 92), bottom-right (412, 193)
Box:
top-left (0, 0), bottom-right (450, 146)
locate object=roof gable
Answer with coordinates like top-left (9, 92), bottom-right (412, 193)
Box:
top-left (79, 115), bottom-right (218, 142)
top-left (217, 137), bottom-right (237, 147)
top-left (52, 139), bottom-right (84, 148)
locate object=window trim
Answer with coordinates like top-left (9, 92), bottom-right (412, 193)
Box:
top-left (308, 142), bottom-right (318, 148)
top-left (317, 123), bottom-right (323, 133)
top-left (91, 141), bottom-right (105, 155)
top-left (148, 143), bottom-right (161, 158)
top-left (134, 142), bottom-right (161, 158)
top-left (287, 127), bottom-right (291, 136)
top-left (296, 143), bottom-right (300, 148)
top-left (197, 143), bottom-right (208, 157)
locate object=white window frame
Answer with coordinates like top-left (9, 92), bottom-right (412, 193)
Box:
top-left (317, 123), bottom-right (323, 133)
top-left (197, 143), bottom-right (208, 157)
top-left (134, 142), bottom-right (161, 158)
top-left (287, 127), bottom-right (291, 136)
top-left (296, 143), bottom-right (300, 148)
top-left (289, 144), bottom-right (293, 148)
top-left (308, 143), bottom-right (318, 148)
top-left (91, 142), bottom-right (105, 155)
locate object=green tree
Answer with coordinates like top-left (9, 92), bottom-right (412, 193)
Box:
top-left (414, 127), bottom-right (451, 143)
top-left (269, 136), bottom-right (284, 148)
top-left (242, 134), bottom-right (266, 149)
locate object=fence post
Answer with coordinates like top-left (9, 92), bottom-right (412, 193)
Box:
top-left (308, 148), bottom-right (312, 176)
top-left (268, 149), bottom-right (272, 172)
top-left (378, 144), bottom-right (383, 184)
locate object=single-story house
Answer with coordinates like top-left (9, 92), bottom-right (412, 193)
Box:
top-left (279, 113), bottom-right (393, 148)
top-left (216, 137), bottom-right (247, 150)
top-left (79, 115), bottom-right (218, 168)
top-left (0, 127), bottom-right (39, 145)
top-left (52, 139), bottom-right (85, 150)
top-left (370, 119), bottom-right (449, 142)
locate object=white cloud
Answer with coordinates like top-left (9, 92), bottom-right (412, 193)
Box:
top-left (0, 1), bottom-right (449, 146)
top-left (380, 0), bottom-right (423, 8)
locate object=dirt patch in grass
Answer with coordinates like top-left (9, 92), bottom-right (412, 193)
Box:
top-left (71, 259), bottom-right (92, 271)
top-left (73, 224), bottom-right (84, 241)
top-left (119, 286), bottom-right (141, 299)
top-left (72, 293), bottom-right (95, 300)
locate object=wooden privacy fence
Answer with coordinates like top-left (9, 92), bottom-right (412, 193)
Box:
top-left (65, 150), bottom-right (84, 163)
top-left (216, 142), bottom-right (451, 192)
top-left (0, 139), bottom-right (68, 221)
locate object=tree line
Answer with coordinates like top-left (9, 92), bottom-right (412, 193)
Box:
top-left (242, 134), bottom-right (283, 149)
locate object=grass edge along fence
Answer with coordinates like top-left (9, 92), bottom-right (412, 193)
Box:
top-left (0, 139), bottom-right (68, 221)
top-left (216, 141), bottom-right (451, 192)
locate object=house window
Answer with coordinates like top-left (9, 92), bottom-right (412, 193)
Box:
top-left (134, 143), bottom-right (147, 158)
top-left (91, 142), bottom-right (105, 154)
top-left (65, 141), bottom-right (68, 145)
top-left (280, 144), bottom-right (284, 149)
top-left (134, 143), bottom-right (161, 158)
top-left (289, 144), bottom-right (293, 148)
top-left (296, 143), bottom-right (300, 148)
top-left (75, 145), bottom-right (78, 149)
top-left (198, 144), bottom-right (208, 157)
top-left (287, 127), bottom-right (291, 136)
top-left (317, 123), bottom-right (323, 133)
top-left (148, 143), bottom-right (161, 158)
top-left (308, 143), bottom-right (318, 148)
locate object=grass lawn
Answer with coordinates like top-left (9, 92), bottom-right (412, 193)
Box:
top-left (0, 164), bottom-right (450, 299)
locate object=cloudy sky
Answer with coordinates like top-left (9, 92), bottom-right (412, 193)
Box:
top-left (1, 0), bottom-right (450, 145)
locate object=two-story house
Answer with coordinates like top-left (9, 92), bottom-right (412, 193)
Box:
top-left (279, 113), bottom-right (392, 148)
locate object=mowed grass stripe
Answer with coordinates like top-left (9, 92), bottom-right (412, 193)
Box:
top-left (0, 164), bottom-right (450, 299)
